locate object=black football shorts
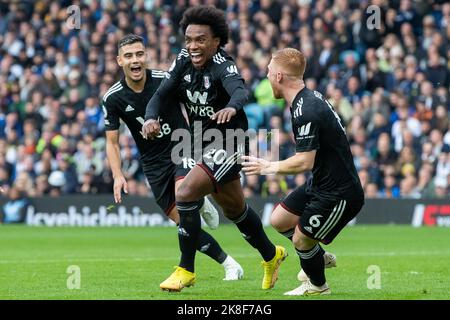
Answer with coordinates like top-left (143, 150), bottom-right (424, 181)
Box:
top-left (141, 157), bottom-right (195, 214)
top-left (196, 144), bottom-right (244, 192)
top-left (280, 184), bottom-right (364, 244)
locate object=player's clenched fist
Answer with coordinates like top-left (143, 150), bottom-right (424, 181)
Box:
top-left (141, 119), bottom-right (160, 139)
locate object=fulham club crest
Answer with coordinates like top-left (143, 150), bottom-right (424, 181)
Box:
top-left (203, 76), bottom-right (210, 89)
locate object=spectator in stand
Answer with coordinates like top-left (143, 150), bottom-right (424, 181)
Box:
top-left (373, 133), bottom-right (397, 176)
top-left (379, 173), bottom-right (401, 199)
top-left (0, 0), bottom-right (447, 201)
top-left (261, 175), bottom-right (288, 198)
top-left (34, 174), bottom-right (50, 196)
top-left (400, 174), bottom-right (421, 198)
top-left (417, 165), bottom-right (435, 198)
top-left (1, 186), bottom-right (28, 223)
top-left (365, 183), bottom-right (380, 199)
top-left (433, 177), bottom-right (448, 198)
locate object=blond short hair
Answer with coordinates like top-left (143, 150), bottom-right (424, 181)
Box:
top-left (272, 48), bottom-right (306, 79)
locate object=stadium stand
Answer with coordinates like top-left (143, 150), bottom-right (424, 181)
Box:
top-left (0, 0), bottom-right (448, 200)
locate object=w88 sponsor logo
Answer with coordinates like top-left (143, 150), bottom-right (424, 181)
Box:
top-left (186, 104), bottom-right (214, 117)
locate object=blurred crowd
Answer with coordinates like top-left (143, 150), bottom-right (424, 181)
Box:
top-left (0, 0), bottom-right (448, 204)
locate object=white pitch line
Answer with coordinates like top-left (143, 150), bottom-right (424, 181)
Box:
top-left (0, 254), bottom-right (257, 264)
top-left (1, 251), bottom-right (450, 265)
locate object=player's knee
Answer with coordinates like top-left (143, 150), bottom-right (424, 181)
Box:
top-left (270, 204), bottom-right (290, 232)
top-left (270, 213), bottom-right (284, 232)
top-left (292, 227), bottom-right (316, 250)
top-left (175, 183), bottom-right (195, 202)
top-left (292, 232), bottom-right (307, 249)
top-left (215, 197), bottom-right (245, 218)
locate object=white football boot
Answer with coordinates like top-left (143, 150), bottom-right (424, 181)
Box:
top-left (199, 196), bottom-right (219, 229)
top-left (284, 280), bottom-right (331, 296)
top-left (222, 255), bottom-right (244, 281)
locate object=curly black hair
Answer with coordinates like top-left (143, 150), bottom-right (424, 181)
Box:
top-left (180, 6), bottom-right (229, 47)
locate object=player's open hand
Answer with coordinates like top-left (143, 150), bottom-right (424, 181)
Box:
top-left (241, 155), bottom-right (273, 175)
top-left (141, 119), bottom-right (160, 139)
top-left (113, 176), bottom-right (128, 203)
top-left (211, 107), bottom-right (236, 124)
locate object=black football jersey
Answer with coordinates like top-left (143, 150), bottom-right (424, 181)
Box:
top-left (103, 69), bottom-right (187, 164)
top-left (145, 48), bottom-right (248, 149)
top-left (291, 87), bottom-right (364, 199)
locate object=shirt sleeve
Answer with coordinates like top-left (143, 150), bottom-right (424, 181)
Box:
top-left (145, 51), bottom-right (186, 121)
top-left (292, 110), bottom-right (320, 152)
top-left (218, 61), bottom-right (248, 111)
top-left (102, 98), bottom-right (120, 131)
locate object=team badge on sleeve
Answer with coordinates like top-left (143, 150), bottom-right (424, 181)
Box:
top-left (226, 65), bottom-right (238, 74)
top-left (298, 122), bottom-right (312, 137)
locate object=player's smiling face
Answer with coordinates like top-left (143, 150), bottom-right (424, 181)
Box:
top-left (185, 24), bottom-right (220, 69)
top-left (117, 42), bottom-right (147, 82)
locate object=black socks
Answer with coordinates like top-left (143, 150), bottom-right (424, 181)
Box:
top-left (198, 229), bottom-right (227, 264)
top-left (279, 228), bottom-right (295, 241)
top-left (231, 204), bottom-right (276, 262)
top-left (176, 200), bottom-right (203, 272)
top-left (296, 244), bottom-right (326, 286)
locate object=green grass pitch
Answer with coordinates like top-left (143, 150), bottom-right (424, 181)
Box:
top-left (0, 225), bottom-right (449, 300)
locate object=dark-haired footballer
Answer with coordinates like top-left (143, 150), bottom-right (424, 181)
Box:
top-left (104, 34), bottom-right (243, 283)
top-left (142, 6), bottom-right (286, 292)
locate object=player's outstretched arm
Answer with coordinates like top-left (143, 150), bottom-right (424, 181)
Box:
top-left (241, 150), bottom-right (316, 175)
top-left (106, 130), bottom-right (128, 203)
top-left (143, 58), bottom-right (184, 139)
top-left (211, 62), bottom-right (248, 124)
top-left (211, 85), bottom-right (248, 123)
top-left (143, 86), bottom-right (168, 139)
